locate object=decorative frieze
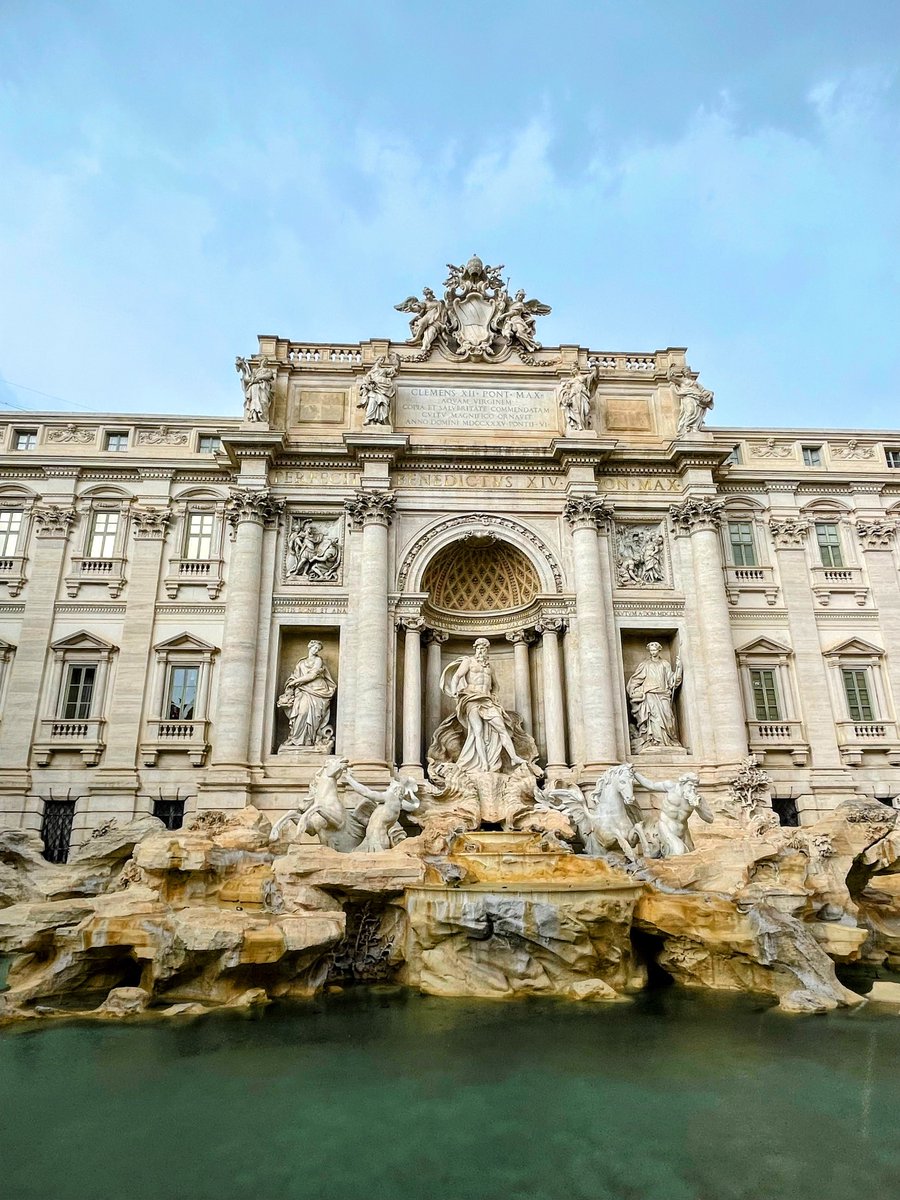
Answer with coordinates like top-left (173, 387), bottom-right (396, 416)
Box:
top-left (768, 518), bottom-right (809, 549)
top-left (46, 424), bottom-right (95, 445)
top-left (563, 495), bottom-right (614, 531)
top-left (284, 515), bottom-right (343, 582)
top-left (131, 505), bottom-right (172, 540)
top-left (225, 487), bottom-right (283, 529)
top-left (33, 504), bottom-right (78, 538)
top-left (833, 440), bottom-right (876, 461)
top-left (344, 489), bottom-right (396, 528)
top-left (614, 522), bottom-right (666, 587)
top-left (855, 519), bottom-right (897, 550)
top-left (668, 496), bottom-right (722, 534)
top-left (136, 426), bottom-right (189, 446)
top-left (748, 438), bottom-right (793, 459)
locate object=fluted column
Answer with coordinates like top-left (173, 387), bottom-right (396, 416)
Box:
top-left (345, 490), bottom-right (395, 771)
top-left (537, 618), bottom-right (567, 775)
top-left (670, 497), bottom-right (747, 765)
top-left (399, 617), bottom-right (424, 776)
top-left (424, 629), bottom-right (448, 750)
top-left (211, 488), bottom-right (282, 768)
top-left (505, 628), bottom-right (535, 734)
top-left (564, 495), bottom-right (619, 771)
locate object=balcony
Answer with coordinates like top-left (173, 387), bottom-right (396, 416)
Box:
top-left (836, 719), bottom-right (900, 767)
top-left (810, 565), bottom-right (868, 607)
top-left (34, 717), bottom-right (106, 766)
top-left (140, 718), bottom-right (210, 766)
top-left (164, 558), bottom-right (224, 600)
top-left (747, 719), bottom-right (809, 766)
top-left (724, 564), bottom-right (779, 607)
top-left (65, 555), bottom-right (127, 598)
top-left (0, 552), bottom-right (27, 597)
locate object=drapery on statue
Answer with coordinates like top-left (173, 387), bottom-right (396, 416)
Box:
top-left (235, 355), bottom-right (276, 422)
top-left (434, 638), bottom-right (528, 774)
top-left (557, 363), bottom-right (598, 431)
top-left (277, 640), bottom-right (337, 748)
top-left (626, 641), bottom-right (683, 749)
top-left (669, 364), bottom-right (714, 437)
top-left (357, 354), bottom-right (399, 425)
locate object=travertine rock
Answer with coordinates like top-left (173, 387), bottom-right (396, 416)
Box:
top-left (98, 986), bottom-right (151, 1017)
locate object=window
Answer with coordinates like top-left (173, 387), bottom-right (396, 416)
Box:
top-left (802, 445), bottom-right (822, 467)
top-left (167, 665), bottom-right (199, 719)
top-left (815, 522), bottom-right (844, 568)
top-left (14, 430), bottom-right (37, 451)
top-left (842, 669), bottom-right (874, 722)
top-left (198, 436), bottom-right (221, 454)
top-left (104, 431), bottom-right (128, 452)
top-left (886, 448), bottom-right (900, 469)
top-left (153, 798), bottom-right (185, 830)
top-left (184, 511), bottom-right (215, 560)
top-left (88, 510), bottom-right (119, 557)
top-left (61, 664), bottom-right (96, 720)
top-left (727, 521), bottom-right (757, 566)
top-left (749, 669), bottom-right (781, 721)
top-left (0, 510), bottom-right (23, 557)
top-left (40, 800), bottom-right (76, 863)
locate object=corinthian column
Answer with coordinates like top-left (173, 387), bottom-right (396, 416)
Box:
top-left (855, 520), bottom-right (900, 729)
top-left (564, 495), bottom-right (619, 772)
top-left (399, 616), bottom-right (424, 777)
top-left (423, 629), bottom-right (448, 750)
top-left (505, 628), bottom-right (535, 734)
top-left (670, 496), bottom-right (746, 765)
top-left (537, 618), bottom-right (567, 776)
top-left (211, 488), bottom-right (282, 769)
top-left (345, 490), bottom-right (395, 773)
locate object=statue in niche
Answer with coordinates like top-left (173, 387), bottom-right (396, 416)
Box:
top-left (632, 770), bottom-right (714, 856)
top-left (285, 518), bottom-right (342, 582)
top-left (626, 642), bottom-right (683, 751)
top-left (615, 525), bottom-right (665, 587)
top-left (669, 364), bottom-right (714, 438)
top-left (277, 640), bottom-right (337, 751)
top-left (357, 354), bottom-right (399, 425)
top-left (557, 364), bottom-right (598, 431)
top-left (436, 638), bottom-right (529, 774)
top-left (235, 355), bottom-right (276, 422)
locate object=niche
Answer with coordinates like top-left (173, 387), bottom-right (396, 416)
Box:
top-left (620, 630), bottom-right (689, 755)
top-left (274, 626), bottom-right (341, 754)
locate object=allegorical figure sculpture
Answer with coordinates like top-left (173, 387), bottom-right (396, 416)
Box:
top-left (285, 519), bottom-right (341, 582)
top-left (343, 770), bottom-right (420, 852)
top-left (357, 354), bottom-right (398, 425)
top-left (439, 638), bottom-right (527, 774)
top-left (394, 287), bottom-right (447, 356)
top-left (277, 640), bottom-right (337, 749)
top-left (496, 287), bottom-right (551, 354)
top-left (633, 770), bottom-right (714, 856)
top-left (669, 364), bottom-right (714, 438)
top-left (626, 642), bottom-right (683, 750)
top-left (557, 364), bottom-right (598, 431)
top-left (235, 355), bottom-right (276, 422)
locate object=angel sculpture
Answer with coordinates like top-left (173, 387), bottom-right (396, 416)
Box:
top-left (557, 363), bottom-right (599, 432)
top-left (536, 764), bottom-right (649, 861)
top-left (496, 288), bottom-right (551, 354)
top-left (394, 287), bottom-right (448, 355)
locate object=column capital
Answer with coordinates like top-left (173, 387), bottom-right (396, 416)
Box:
top-left (768, 517), bottom-right (809, 549)
top-left (505, 628), bottom-right (536, 646)
top-left (345, 489), bottom-right (396, 528)
top-left (563, 494), bottom-right (614, 531)
top-left (536, 617), bottom-right (568, 635)
top-left (33, 504), bottom-right (78, 539)
top-left (397, 615), bottom-right (426, 632)
top-left (855, 518), bottom-right (897, 551)
top-left (668, 495), bottom-right (723, 535)
top-left (424, 628), bottom-right (449, 646)
top-left (225, 487), bottom-right (283, 529)
top-left (131, 505), bottom-right (172, 540)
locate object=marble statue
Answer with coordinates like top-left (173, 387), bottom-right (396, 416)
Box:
top-left (496, 288), bottom-right (551, 355)
top-left (394, 287), bottom-right (447, 355)
top-left (343, 770), bottom-right (420, 852)
top-left (269, 756), bottom-right (358, 851)
top-left (669, 365), bottom-right (714, 437)
top-left (235, 355), bottom-right (276, 422)
top-left (285, 519), bottom-right (341, 582)
top-left (633, 770), bottom-right (714, 856)
top-left (626, 642), bottom-right (683, 750)
top-left (542, 763), bottom-right (646, 861)
top-left (557, 364), bottom-right (598, 431)
top-left (357, 354), bottom-right (398, 425)
top-left (277, 641), bottom-right (337, 749)
top-left (438, 638), bottom-right (527, 774)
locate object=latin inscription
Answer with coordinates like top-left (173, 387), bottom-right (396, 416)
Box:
top-left (393, 471), bottom-right (564, 490)
top-left (396, 385), bottom-right (557, 431)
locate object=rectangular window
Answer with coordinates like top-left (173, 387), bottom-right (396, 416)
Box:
top-left (40, 800), bottom-right (76, 864)
top-left (62, 664), bottom-right (96, 720)
top-left (727, 521), bottom-right (757, 566)
top-left (104, 431), bottom-right (128, 452)
top-left (14, 430), bottom-right (37, 450)
top-left (802, 445), bottom-right (822, 467)
top-left (167, 665), bottom-right (199, 719)
top-left (815, 522), bottom-right (844, 568)
top-left (749, 669), bottom-right (781, 721)
top-left (184, 512), bottom-right (215, 560)
top-left (0, 510), bottom-right (23, 557)
top-left (198, 436), bottom-right (221, 454)
top-left (842, 668), bottom-right (874, 722)
top-left (153, 798), bottom-right (185, 830)
top-left (88, 510), bottom-right (119, 558)
top-left (886, 448), bottom-right (900, 468)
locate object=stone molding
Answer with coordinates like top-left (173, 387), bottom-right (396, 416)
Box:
top-left (563, 495), bottom-right (614, 532)
top-left (768, 518), bottom-right (809, 549)
top-left (668, 496), bottom-right (722, 534)
top-left (130, 505), bottom-right (172, 540)
top-left (344, 489), bottom-right (396, 528)
top-left (225, 487), bottom-right (283, 529)
top-left (855, 519), bottom-right (897, 550)
top-left (33, 504), bottom-right (78, 539)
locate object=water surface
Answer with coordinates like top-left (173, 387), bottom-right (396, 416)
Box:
top-left (2, 989), bottom-right (898, 1200)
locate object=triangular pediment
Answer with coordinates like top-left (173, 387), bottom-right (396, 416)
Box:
top-left (153, 632), bottom-right (218, 654)
top-left (50, 629), bottom-right (116, 652)
top-left (824, 636), bottom-right (884, 658)
top-left (735, 636), bottom-right (792, 657)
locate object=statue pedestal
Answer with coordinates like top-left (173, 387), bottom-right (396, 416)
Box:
top-left (275, 744), bottom-right (334, 761)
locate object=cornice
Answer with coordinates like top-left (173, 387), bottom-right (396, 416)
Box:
top-left (613, 599), bottom-right (685, 616)
top-left (155, 603), bottom-right (227, 616)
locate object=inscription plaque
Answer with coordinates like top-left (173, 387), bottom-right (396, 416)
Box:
top-left (396, 385), bottom-right (557, 431)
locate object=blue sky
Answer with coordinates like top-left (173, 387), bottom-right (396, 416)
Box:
top-left (1, 1), bottom-right (898, 429)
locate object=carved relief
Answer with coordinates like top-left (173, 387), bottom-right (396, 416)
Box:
top-left (669, 496), bottom-right (722, 534)
top-left (344, 490), bottom-right (396, 528)
top-left (615, 523), bottom-right (667, 587)
top-left (749, 438), bottom-right (793, 459)
top-left (855, 519), bottom-right (897, 550)
top-left (284, 516), bottom-right (343, 582)
top-left (46, 424), bottom-right (95, 445)
top-left (833, 440), bottom-right (876, 461)
top-left (136, 426), bottom-right (189, 446)
top-left (131, 506), bottom-right (171, 539)
top-left (33, 504), bottom-right (78, 538)
top-left (768, 518), bottom-right (809, 549)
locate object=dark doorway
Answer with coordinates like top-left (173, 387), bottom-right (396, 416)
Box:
top-left (40, 800), bottom-right (76, 863)
top-left (153, 798), bottom-right (185, 830)
top-left (771, 794), bottom-right (799, 827)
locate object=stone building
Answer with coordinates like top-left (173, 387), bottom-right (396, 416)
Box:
top-left (1, 255), bottom-right (898, 859)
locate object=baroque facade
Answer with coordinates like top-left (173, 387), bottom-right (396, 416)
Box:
top-left (1, 255), bottom-right (899, 858)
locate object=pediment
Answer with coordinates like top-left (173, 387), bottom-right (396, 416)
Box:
top-left (50, 629), bottom-right (116, 652)
top-left (153, 632), bottom-right (218, 654)
top-left (824, 636), bottom-right (884, 658)
top-left (735, 636), bottom-right (792, 657)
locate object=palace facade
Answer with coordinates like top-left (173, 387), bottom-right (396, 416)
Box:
top-left (1, 258), bottom-right (899, 859)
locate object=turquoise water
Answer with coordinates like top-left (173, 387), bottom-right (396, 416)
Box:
top-left (1, 989), bottom-right (898, 1200)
